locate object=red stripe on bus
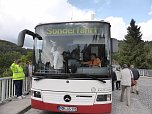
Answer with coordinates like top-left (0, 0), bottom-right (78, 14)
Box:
top-left (31, 99), bottom-right (112, 114)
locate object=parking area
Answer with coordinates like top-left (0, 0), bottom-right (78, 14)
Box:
top-left (24, 76), bottom-right (152, 114)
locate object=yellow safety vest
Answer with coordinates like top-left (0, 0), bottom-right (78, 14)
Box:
top-left (10, 63), bottom-right (25, 80)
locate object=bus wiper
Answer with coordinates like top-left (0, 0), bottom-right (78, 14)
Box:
top-left (85, 74), bottom-right (106, 83)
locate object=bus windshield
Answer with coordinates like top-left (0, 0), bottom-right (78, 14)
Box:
top-left (34, 22), bottom-right (111, 76)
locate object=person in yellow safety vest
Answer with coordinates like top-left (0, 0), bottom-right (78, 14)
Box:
top-left (10, 59), bottom-right (25, 99)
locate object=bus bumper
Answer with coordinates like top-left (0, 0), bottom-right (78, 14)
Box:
top-left (31, 99), bottom-right (112, 114)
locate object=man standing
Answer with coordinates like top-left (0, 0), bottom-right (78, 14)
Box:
top-left (25, 60), bottom-right (32, 94)
top-left (120, 64), bottom-right (133, 106)
top-left (10, 59), bottom-right (25, 99)
top-left (130, 65), bottom-right (140, 95)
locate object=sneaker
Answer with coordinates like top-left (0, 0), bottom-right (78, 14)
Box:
top-left (17, 96), bottom-right (22, 99)
top-left (22, 95), bottom-right (26, 98)
top-left (136, 91), bottom-right (139, 95)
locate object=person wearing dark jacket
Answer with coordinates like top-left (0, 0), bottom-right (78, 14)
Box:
top-left (130, 65), bottom-right (140, 95)
top-left (112, 70), bottom-right (117, 91)
top-left (115, 67), bottom-right (121, 90)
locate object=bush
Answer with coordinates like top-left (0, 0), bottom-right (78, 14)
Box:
top-left (1, 68), bottom-right (12, 77)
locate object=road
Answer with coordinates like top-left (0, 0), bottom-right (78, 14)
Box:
top-left (25, 77), bottom-right (152, 114)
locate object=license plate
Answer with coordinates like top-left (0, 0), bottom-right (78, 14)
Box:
top-left (58, 106), bottom-right (77, 112)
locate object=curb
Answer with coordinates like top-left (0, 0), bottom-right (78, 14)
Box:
top-left (17, 105), bottom-right (31, 114)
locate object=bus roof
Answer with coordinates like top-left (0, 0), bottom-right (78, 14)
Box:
top-left (35, 20), bottom-right (110, 28)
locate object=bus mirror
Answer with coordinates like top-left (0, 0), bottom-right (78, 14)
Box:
top-left (18, 29), bottom-right (42, 47)
top-left (35, 34), bottom-right (42, 40)
top-left (18, 30), bottom-right (26, 47)
top-left (111, 38), bottom-right (118, 53)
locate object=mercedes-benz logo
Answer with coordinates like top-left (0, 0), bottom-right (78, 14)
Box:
top-left (64, 95), bottom-right (71, 102)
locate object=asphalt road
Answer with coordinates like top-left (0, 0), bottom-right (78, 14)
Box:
top-left (24, 77), bottom-right (152, 114)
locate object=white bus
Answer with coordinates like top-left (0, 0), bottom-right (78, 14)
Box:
top-left (18, 21), bottom-right (117, 114)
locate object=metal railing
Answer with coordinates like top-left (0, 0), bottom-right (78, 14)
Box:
top-left (138, 69), bottom-right (152, 77)
top-left (0, 77), bottom-right (29, 103)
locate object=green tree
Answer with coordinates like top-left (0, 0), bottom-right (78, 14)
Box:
top-left (144, 42), bottom-right (152, 69)
top-left (20, 51), bottom-right (33, 63)
top-left (0, 51), bottom-right (21, 75)
top-left (0, 40), bottom-right (32, 77)
top-left (116, 19), bottom-right (149, 68)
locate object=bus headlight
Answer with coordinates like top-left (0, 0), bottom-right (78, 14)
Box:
top-left (33, 91), bottom-right (41, 98)
top-left (96, 94), bottom-right (111, 101)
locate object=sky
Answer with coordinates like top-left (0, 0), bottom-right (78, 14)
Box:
top-left (0, 0), bottom-right (152, 47)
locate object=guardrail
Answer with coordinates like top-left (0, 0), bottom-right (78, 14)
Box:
top-left (138, 69), bottom-right (152, 77)
top-left (0, 77), bottom-right (29, 103)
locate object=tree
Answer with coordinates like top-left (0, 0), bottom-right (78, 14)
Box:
top-left (0, 39), bottom-right (32, 77)
top-left (0, 51), bottom-right (22, 75)
top-left (116, 19), bottom-right (149, 68)
top-left (20, 52), bottom-right (33, 63)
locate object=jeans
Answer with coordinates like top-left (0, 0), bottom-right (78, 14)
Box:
top-left (116, 81), bottom-right (121, 90)
top-left (14, 80), bottom-right (23, 97)
top-left (26, 77), bottom-right (32, 92)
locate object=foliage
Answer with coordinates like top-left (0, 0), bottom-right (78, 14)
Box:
top-left (1, 68), bottom-right (12, 77)
top-left (0, 40), bottom-right (32, 77)
top-left (114, 19), bottom-right (152, 69)
top-left (0, 51), bottom-right (21, 74)
top-left (20, 52), bottom-right (33, 63)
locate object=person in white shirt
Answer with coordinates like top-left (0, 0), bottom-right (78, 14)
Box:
top-left (53, 47), bottom-right (64, 69)
top-left (120, 64), bottom-right (133, 106)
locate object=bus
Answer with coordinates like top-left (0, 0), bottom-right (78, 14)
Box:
top-left (18, 21), bottom-right (118, 114)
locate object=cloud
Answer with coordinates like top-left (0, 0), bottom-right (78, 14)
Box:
top-left (139, 19), bottom-right (152, 41)
top-left (105, 16), bottom-right (127, 40)
top-left (0, 0), bottom-right (151, 48)
top-left (105, 16), bottom-right (152, 41)
top-left (0, 0), bottom-right (94, 45)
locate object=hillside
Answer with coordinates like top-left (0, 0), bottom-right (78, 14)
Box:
top-left (0, 40), bottom-right (29, 55)
top-left (0, 39), bottom-right (32, 76)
